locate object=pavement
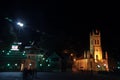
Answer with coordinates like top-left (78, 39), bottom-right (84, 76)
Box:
top-left (0, 72), bottom-right (120, 80)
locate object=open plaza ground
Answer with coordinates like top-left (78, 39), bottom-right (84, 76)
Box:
top-left (0, 71), bottom-right (120, 80)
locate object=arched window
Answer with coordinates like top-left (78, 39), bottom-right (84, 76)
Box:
top-left (97, 40), bottom-right (99, 44)
top-left (90, 62), bottom-right (92, 68)
top-left (95, 40), bottom-right (96, 44)
top-left (96, 55), bottom-right (98, 59)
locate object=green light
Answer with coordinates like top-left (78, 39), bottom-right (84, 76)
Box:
top-left (22, 53), bottom-right (25, 55)
top-left (48, 64), bottom-right (50, 67)
top-left (118, 66), bottom-right (120, 69)
top-left (40, 64), bottom-right (42, 66)
top-left (7, 64), bottom-right (10, 66)
top-left (42, 58), bottom-right (45, 60)
top-left (46, 60), bottom-right (48, 62)
top-left (40, 54), bottom-right (43, 57)
top-left (5, 17), bottom-right (13, 22)
top-left (2, 50), bottom-right (5, 53)
top-left (7, 53), bottom-right (9, 55)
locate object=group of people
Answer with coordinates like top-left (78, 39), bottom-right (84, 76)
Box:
top-left (22, 68), bottom-right (37, 80)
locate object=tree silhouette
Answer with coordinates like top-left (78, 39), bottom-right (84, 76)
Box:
top-left (0, 18), bottom-right (16, 50)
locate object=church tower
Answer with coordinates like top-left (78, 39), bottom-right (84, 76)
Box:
top-left (73, 29), bottom-right (109, 71)
top-left (90, 30), bottom-right (103, 61)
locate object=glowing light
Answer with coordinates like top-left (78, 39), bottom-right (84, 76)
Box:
top-left (46, 60), bottom-right (48, 62)
top-left (7, 64), bottom-right (10, 66)
top-left (40, 64), bottom-right (42, 66)
top-left (29, 64), bottom-right (32, 66)
top-left (5, 17), bottom-right (13, 22)
top-left (48, 64), bottom-right (50, 67)
top-left (73, 58), bottom-right (76, 61)
top-left (2, 50), bottom-right (5, 53)
top-left (22, 53), bottom-right (25, 55)
top-left (41, 54), bottom-right (43, 57)
top-left (7, 53), bottom-right (9, 55)
top-left (118, 66), bottom-right (120, 69)
top-left (70, 53), bottom-right (73, 56)
top-left (18, 42), bottom-right (22, 45)
top-left (11, 45), bottom-right (19, 51)
top-left (17, 22), bottom-right (24, 27)
top-left (94, 51), bottom-right (102, 60)
top-left (21, 64), bottom-right (24, 71)
top-left (15, 63), bottom-right (17, 66)
top-left (23, 51), bottom-right (26, 53)
top-left (97, 65), bottom-right (100, 68)
top-left (104, 64), bottom-right (106, 66)
top-left (42, 58), bottom-right (45, 60)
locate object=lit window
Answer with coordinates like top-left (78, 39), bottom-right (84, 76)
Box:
top-left (95, 40), bottom-right (96, 44)
top-left (11, 45), bottom-right (19, 51)
top-left (97, 40), bottom-right (99, 44)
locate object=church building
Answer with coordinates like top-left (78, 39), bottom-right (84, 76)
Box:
top-left (73, 30), bottom-right (109, 71)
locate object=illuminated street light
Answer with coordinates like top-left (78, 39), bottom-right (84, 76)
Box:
top-left (42, 58), bottom-right (45, 60)
top-left (29, 63), bottom-right (32, 66)
top-left (22, 53), bottom-right (25, 55)
top-left (7, 53), bottom-right (10, 55)
top-left (48, 64), bottom-right (50, 67)
top-left (7, 63), bottom-right (10, 66)
top-left (40, 64), bottom-right (42, 66)
top-left (15, 63), bottom-right (17, 66)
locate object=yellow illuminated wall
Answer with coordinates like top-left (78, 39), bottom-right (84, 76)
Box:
top-left (90, 30), bottom-right (102, 60)
top-left (73, 30), bottom-right (109, 71)
top-left (74, 59), bottom-right (88, 70)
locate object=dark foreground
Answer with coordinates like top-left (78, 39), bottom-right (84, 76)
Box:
top-left (0, 72), bottom-right (120, 80)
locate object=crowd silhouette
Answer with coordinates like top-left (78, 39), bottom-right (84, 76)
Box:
top-left (23, 68), bottom-right (37, 80)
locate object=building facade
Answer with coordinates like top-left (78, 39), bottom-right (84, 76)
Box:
top-left (73, 30), bottom-right (109, 71)
top-left (0, 42), bottom-right (26, 71)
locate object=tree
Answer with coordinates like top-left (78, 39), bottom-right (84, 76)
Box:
top-left (0, 18), bottom-right (16, 50)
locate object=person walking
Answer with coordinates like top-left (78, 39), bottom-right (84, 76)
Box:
top-left (22, 68), bottom-right (28, 80)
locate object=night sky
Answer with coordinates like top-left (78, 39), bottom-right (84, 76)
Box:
top-left (0, 1), bottom-right (120, 60)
